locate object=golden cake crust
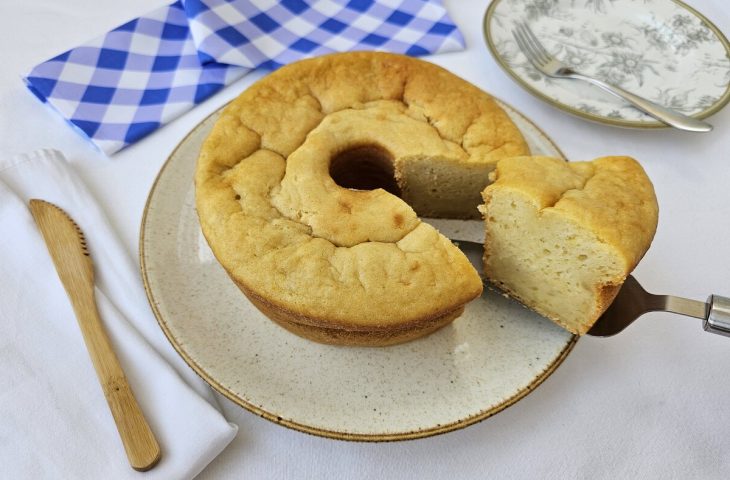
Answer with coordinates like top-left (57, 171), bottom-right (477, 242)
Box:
top-left (486, 156), bottom-right (658, 270)
top-left (195, 52), bottom-right (530, 346)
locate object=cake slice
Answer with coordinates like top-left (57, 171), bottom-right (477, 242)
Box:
top-left (480, 156), bottom-right (658, 335)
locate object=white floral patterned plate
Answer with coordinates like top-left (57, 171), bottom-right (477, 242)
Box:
top-left (140, 99), bottom-right (576, 441)
top-left (484, 0), bottom-right (730, 128)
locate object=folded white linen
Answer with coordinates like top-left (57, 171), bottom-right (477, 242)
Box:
top-left (0, 149), bottom-right (236, 479)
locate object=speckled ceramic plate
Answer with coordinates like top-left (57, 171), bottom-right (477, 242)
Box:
top-left (140, 99), bottom-right (577, 441)
top-left (484, 0), bottom-right (730, 128)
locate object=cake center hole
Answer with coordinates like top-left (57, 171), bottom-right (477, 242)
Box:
top-left (329, 145), bottom-right (400, 196)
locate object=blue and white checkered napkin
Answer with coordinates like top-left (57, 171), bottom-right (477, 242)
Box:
top-left (24, 0), bottom-right (465, 154)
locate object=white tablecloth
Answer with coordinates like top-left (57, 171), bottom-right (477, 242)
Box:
top-left (3, 1), bottom-right (730, 478)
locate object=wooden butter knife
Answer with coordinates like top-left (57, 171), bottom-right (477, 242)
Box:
top-left (29, 199), bottom-right (161, 472)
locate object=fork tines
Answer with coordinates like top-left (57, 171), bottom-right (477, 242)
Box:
top-left (512, 22), bottom-right (551, 70)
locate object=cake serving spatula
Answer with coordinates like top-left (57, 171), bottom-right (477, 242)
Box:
top-left (29, 199), bottom-right (161, 471)
top-left (454, 239), bottom-right (730, 338)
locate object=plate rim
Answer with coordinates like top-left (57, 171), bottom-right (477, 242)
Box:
top-left (483, 0), bottom-right (730, 129)
top-left (139, 97), bottom-right (578, 442)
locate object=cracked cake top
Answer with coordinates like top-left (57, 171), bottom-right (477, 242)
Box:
top-left (195, 52), bottom-right (528, 333)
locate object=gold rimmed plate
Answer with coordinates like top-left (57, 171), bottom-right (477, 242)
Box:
top-left (140, 99), bottom-right (576, 441)
top-left (484, 0), bottom-right (730, 128)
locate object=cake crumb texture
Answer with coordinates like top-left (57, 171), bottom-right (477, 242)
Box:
top-left (481, 155), bottom-right (658, 335)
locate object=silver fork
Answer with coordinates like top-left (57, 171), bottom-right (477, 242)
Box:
top-left (511, 22), bottom-right (713, 132)
top-left (454, 239), bottom-right (730, 338)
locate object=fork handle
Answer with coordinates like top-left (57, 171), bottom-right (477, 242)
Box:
top-left (567, 72), bottom-right (713, 132)
top-left (705, 295), bottom-right (730, 337)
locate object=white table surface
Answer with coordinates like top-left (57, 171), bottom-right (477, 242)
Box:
top-left (3, 1), bottom-right (730, 478)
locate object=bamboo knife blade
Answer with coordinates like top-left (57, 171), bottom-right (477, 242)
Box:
top-left (29, 199), bottom-right (161, 472)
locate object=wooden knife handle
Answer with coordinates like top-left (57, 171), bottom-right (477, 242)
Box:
top-left (71, 291), bottom-right (161, 471)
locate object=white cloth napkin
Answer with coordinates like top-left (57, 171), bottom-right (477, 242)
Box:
top-left (0, 149), bottom-right (237, 479)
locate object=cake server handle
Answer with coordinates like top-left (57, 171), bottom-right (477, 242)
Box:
top-left (664, 294), bottom-right (730, 337)
top-left (704, 295), bottom-right (730, 337)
